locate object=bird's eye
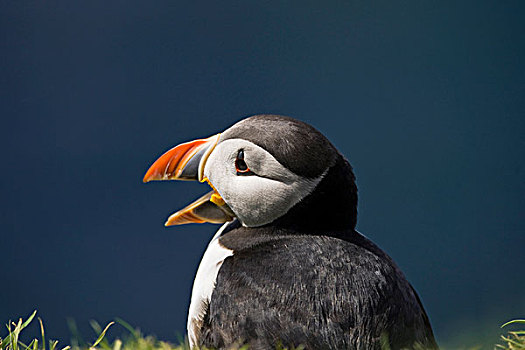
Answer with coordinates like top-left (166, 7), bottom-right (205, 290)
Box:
top-left (235, 150), bottom-right (253, 175)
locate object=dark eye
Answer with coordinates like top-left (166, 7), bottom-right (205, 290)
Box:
top-left (235, 150), bottom-right (253, 175)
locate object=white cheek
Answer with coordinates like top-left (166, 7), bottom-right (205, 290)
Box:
top-left (204, 139), bottom-right (324, 227)
top-left (226, 175), bottom-right (320, 227)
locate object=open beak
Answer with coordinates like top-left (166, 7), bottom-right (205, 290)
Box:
top-left (143, 134), bottom-right (235, 226)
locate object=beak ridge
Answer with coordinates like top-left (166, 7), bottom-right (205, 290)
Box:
top-left (143, 134), bottom-right (220, 183)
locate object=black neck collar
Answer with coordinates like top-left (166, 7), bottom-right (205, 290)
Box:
top-left (266, 155), bottom-right (358, 233)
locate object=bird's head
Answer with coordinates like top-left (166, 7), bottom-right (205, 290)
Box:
top-left (143, 115), bottom-right (357, 231)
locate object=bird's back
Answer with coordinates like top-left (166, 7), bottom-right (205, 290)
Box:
top-left (198, 225), bottom-right (438, 350)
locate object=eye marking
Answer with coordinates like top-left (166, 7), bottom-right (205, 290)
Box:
top-left (235, 149), bottom-right (254, 176)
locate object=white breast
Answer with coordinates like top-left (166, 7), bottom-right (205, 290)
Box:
top-left (187, 222), bottom-right (234, 348)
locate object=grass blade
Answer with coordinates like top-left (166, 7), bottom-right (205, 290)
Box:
top-left (39, 317), bottom-right (46, 350)
top-left (114, 318), bottom-right (139, 339)
top-left (90, 321), bottom-right (114, 349)
top-left (502, 320), bottom-right (525, 328)
top-left (20, 311), bottom-right (37, 331)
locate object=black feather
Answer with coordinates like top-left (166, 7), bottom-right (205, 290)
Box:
top-left (199, 225), bottom-right (437, 350)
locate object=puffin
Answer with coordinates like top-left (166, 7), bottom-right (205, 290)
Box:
top-left (143, 115), bottom-right (438, 350)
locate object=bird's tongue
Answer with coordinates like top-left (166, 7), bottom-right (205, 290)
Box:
top-left (165, 188), bottom-right (235, 226)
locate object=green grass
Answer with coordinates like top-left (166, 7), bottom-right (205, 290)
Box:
top-left (0, 311), bottom-right (185, 350)
top-left (496, 320), bottom-right (525, 350)
top-left (1, 311), bottom-right (523, 350)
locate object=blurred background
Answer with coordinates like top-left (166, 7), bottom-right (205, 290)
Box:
top-left (1, 1), bottom-right (524, 348)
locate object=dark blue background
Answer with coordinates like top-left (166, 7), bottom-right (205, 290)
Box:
top-left (1, 1), bottom-right (524, 347)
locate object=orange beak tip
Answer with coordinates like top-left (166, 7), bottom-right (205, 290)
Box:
top-left (143, 169), bottom-right (163, 183)
top-left (165, 217), bottom-right (176, 226)
top-left (142, 172), bottom-right (152, 183)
